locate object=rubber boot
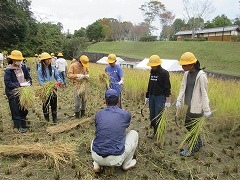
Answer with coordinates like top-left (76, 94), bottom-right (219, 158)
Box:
top-left (21, 119), bottom-right (29, 128)
top-left (52, 111), bottom-right (58, 124)
top-left (75, 112), bottom-right (80, 119)
top-left (14, 120), bottom-right (26, 133)
top-left (44, 113), bottom-right (50, 121)
top-left (148, 125), bottom-right (157, 139)
top-left (80, 110), bottom-right (85, 118)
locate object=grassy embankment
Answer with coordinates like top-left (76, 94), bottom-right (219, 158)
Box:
top-left (87, 41), bottom-right (240, 77)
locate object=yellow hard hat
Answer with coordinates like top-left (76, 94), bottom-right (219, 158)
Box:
top-left (57, 52), bottom-right (63, 57)
top-left (34, 54), bottom-right (38, 57)
top-left (147, 55), bottom-right (162, 66)
top-left (40, 52), bottom-right (52, 61)
top-left (80, 55), bottom-right (89, 67)
top-left (9, 50), bottom-right (24, 61)
top-left (51, 53), bottom-right (55, 56)
top-left (179, 52), bottom-right (197, 65)
top-left (106, 54), bottom-right (116, 63)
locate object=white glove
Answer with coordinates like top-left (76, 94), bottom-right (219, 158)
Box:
top-left (176, 100), bottom-right (181, 109)
top-left (20, 82), bottom-right (31, 87)
top-left (118, 80), bottom-right (124, 85)
top-left (165, 102), bottom-right (171, 108)
top-left (204, 111), bottom-right (212, 118)
top-left (77, 74), bottom-right (85, 80)
top-left (145, 98), bottom-right (149, 104)
top-left (84, 74), bottom-right (90, 79)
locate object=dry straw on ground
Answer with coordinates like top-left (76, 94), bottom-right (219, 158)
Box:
top-left (46, 117), bottom-right (92, 134)
top-left (0, 143), bottom-right (76, 172)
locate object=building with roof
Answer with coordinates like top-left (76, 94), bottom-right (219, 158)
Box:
top-left (175, 25), bottom-right (239, 42)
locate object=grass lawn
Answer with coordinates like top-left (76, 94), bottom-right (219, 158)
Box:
top-left (88, 41), bottom-right (240, 77)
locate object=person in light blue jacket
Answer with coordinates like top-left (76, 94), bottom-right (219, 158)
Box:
top-left (37, 52), bottom-right (62, 124)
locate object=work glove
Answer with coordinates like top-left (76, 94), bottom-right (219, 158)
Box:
top-left (118, 80), bottom-right (124, 85)
top-left (77, 74), bottom-right (85, 80)
top-left (20, 82), bottom-right (31, 87)
top-left (84, 74), bottom-right (90, 79)
top-left (176, 100), bottom-right (181, 109)
top-left (165, 102), bottom-right (171, 108)
top-left (145, 98), bottom-right (149, 104)
top-left (54, 82), bottom-right (61, 90)
top-left (204, 111), bottom-right (212, 118)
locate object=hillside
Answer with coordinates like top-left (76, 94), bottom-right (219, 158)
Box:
top-left (87, 41), bottom-right (240, 77)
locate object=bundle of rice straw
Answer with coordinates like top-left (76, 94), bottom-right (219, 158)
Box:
top-left (36, 81), bottom-right (55, 104)
top-left (156, 109), bottom-right (168, 148)
top-left (0, 143), bottom-right (77, 172)
top-left (77, 79), bottom-right (89, 101)
top-left (178, 116), bottom-right (206, 154)
top-left (99, 73), bottom-right (110, 89)
top-left (46, 117), bottom-right (92, 134)
top-left (14, 86), bottom-right (35, 110)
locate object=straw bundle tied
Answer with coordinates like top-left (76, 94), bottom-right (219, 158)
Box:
top-left (99, 73), bottom-right (110, 89)
top-left (46, 117), bottom-right (92, 134)
top-left (0, 143), bottom-right (77, 171)
top-left (14, 86), bottom-right (35, 110)
top-left (156, 110), bottom-right (168, 148)
top-left (179, 116), bottom-right (206, 154)
top-left (36, 81), bottom-right (55, 104)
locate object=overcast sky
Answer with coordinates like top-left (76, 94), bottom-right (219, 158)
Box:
top-left (30, 0), bottom-right (240, 35)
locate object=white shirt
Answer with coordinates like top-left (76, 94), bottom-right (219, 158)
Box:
top-left (56, 58), bottom-right (67, 72)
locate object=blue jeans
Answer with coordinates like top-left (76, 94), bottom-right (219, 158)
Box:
top-left (149, 95), bottom-right (166, 131)
top-left (59, 71), bottom-right (66, 85)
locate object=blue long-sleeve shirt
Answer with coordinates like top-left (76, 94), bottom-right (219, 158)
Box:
top-left (37, 65), bottom-right (62, 85)
top-left (105, 65), bottom-right (123, 94)
top-left (92, 106), bottom-right (131, 157)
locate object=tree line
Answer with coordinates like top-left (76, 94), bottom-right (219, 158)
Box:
top-left (0, 0), bottom-right (239, 58)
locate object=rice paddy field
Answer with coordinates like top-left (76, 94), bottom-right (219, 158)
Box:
top-left (0, 60), bottom-right (240, 180)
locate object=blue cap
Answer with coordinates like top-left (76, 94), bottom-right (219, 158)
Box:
top-left (105, 89), bottom-right (119, 99)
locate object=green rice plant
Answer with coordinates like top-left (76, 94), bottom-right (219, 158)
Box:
top-left (156, 109), bottom-right (168, 148)
top-left (178, 116), bottom-right (206, 154)
top-left (14, 86), bottom-right (35, 110)
top-left (36, 81), bottom-right (56, 104)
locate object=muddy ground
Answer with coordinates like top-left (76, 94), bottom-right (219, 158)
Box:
top-left (0, 63), bottom-right (239, 180)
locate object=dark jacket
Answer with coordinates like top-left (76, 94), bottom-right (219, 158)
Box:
top-left (4, 64), bottom-right (32, 98)
top-left (146, 66), bottom-right (171, 98)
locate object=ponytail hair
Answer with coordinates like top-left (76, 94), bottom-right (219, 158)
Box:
top-left (194, 60), bottom-right (205, 70)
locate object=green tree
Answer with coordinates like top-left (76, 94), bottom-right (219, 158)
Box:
top-left (233, 18), bottom-right (240, 26)
top-left (63, 37), bottom-right (88, 59)
top-left (74, 28), bottom-right (87, 38)
top-left (86, 20), bottom-right (104, 42)
top-left (211, 14), bottom-right (232, 27)
top-left (139, 1), bottom-right (166, 35)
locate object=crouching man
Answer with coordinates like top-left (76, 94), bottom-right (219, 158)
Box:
top-left (91, 89), bottom-right (139, 173)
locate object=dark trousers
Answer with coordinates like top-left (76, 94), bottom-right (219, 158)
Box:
top-left (149, 95), bottom-right (165, 133)
top-left (8, 95), bottom-right (28, 128)
top-left (42, 93), bottom-right (57, 115)
top-left (185, 107), bottom-right (203, 151)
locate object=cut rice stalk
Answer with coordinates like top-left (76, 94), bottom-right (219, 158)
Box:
top-left (178, 116), bottom-right (206, 154)
top-left (156, 110), bottom-right (168, 148)
top-left (99, 73), bottom-right (110, 89)
top-left (0, 143), bottom-right (77, 172)
top-left (46, 117), bottom-right (92, 134)
top-left (14, 86), bottom-right (35, 110)
top-left (36, 82), bottom-right (56, 104)
top-left (77, 79), bottom-right (89, 101)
